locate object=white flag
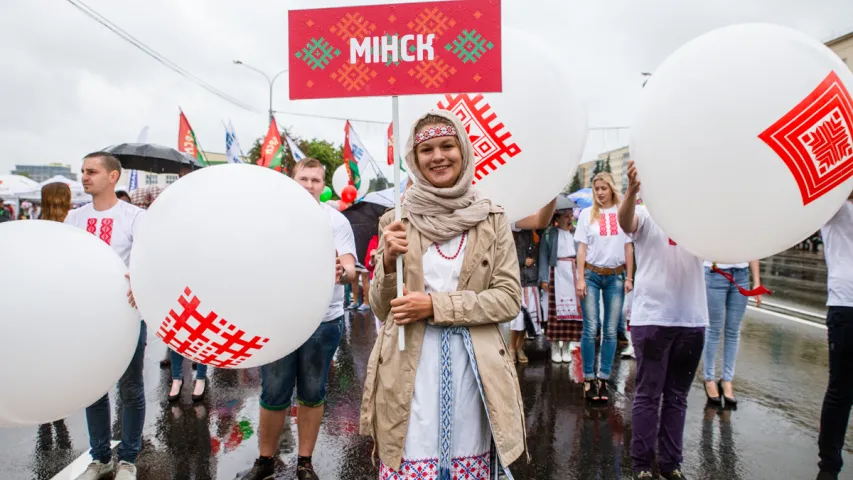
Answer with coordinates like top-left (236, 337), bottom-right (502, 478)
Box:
top-left (346, 122), bottom-right (376, 171)
top-left (128, 126), bottom-right (148, 191)
top-left (136, 126), bottom-right (149, 143)
top-left (286, 135), bottom-right (307, 162)
top-left (225, 120), bottom-right (243, 164)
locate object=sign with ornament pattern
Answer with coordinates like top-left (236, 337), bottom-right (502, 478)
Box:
top-left (287, 0), bottom-right (502, 100)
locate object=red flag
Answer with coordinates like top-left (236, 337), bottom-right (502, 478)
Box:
top-left (178, 111), bottom-right (207, 166)
top-left (387, 123), bottom-right (394, 166)
top-left (260, 118), bottom-right (285, 170)
top-left (342, 121), bottom-right (360, 188)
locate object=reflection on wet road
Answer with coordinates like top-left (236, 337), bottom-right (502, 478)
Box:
top-left (0, 308), bottom-right (850, 479)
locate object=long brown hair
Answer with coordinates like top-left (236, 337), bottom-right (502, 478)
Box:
top-left (40, 182), bottom-right (72, 222)
top-left (589, 172), bottom-right (621, 224)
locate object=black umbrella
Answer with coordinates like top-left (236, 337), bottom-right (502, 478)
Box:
top-left (342, 201), bottom-right (389, 264)
top-left (102, 143), bottom-right (205, 174)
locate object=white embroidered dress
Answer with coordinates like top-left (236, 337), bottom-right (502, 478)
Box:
top-left (379, 233), bottom-right (492, 480)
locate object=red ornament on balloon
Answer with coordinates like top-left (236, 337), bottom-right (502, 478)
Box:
top-left (341, 185), bottom-right (357, 203)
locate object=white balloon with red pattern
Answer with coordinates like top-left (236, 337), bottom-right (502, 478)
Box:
top-left (130, 164), bottom-right (336, 369)
top-left (631, 23), bottom-right (853, 263)
top-left (398, 27), bottom-right (588, 223)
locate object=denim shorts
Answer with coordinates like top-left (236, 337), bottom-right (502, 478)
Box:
top-left (260, 316), bottom-right (344, 410)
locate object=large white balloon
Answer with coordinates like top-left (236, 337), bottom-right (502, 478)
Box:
top-left (130, 164), bottom-right (336, 369)
top-left (0, 221), bottom-right (140, 426)
top-left (332, 164), bottom-right (369, 200)
top-left (399, 28), bottom-right (588, 222)
top-left (632, 24), bottom-right (853, 263)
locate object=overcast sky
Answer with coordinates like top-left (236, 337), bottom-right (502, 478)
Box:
top-left (1, 0), bottom-right (851, 179)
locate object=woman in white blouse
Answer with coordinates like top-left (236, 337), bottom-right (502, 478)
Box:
top-left (574, 172), bottom-right (634, 403)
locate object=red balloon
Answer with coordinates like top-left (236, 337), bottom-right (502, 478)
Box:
top-left (341, 185), bottom-right (357, 203)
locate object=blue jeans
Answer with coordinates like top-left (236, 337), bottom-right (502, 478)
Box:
top-left (260, 317), bottom-right (343, 410)
top-left (86, 320), bottom-right (146, 464)
top-left (170, 349), bottom-right (208, 380)
top-left (702, 267), bottom-right (749, 382)
top-left (581, 270), bottom-right (625, 380)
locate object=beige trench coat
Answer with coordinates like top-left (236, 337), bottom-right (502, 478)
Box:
top-left (359, 205), bottom-right (528, 472)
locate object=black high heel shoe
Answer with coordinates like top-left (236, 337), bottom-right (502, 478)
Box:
top-left (584, 380), bottom-right (599, 402)
top-left (168, 379), bottom-right (183, 403)
top-left (705, 380), bottom-right (722, 406)
top-left (719, 380), bottom-right (737, 407)
top-left (191, 378), bottom-right (207, 402)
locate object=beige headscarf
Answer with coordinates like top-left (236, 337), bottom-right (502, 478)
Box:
top-left (402, 110), bottom-right (492, 243)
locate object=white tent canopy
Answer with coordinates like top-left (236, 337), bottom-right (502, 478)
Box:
top-left (361, 179), bottom-right (408, 208)
top-left (0, 175), bottom-right (38, 199)
top-left (14, 175), bottom-right (91, 204)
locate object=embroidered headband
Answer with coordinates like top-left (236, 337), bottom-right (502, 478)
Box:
top-left (414, 125), bottom-right (458, 146)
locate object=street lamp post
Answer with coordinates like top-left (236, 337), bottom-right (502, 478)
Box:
top-left (233, 60), bottom-right (289, 123)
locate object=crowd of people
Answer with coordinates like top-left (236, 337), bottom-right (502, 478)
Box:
top-left (13, 107), bottom-right (852, 480)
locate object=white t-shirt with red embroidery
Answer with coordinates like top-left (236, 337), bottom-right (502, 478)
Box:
top-left (64, 200), bottom-right (145, 267)
top-left (574, 206), bottom-right (632, 268)
top-left (628, 206), bottom-right (708, 328)
top-left (821, 200), bottom-right (853, 307)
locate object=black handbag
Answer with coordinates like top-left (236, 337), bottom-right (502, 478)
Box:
top-left (521, 305), bottom-right (537, 337)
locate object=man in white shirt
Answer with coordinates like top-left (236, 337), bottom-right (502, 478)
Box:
top-left (618, 161), bottom-right (708, 480)
top-left (65, 153), bottom-right (145, 480)
top-left (816, 189), bottom-right (853, 480)
top-left (242, 158), bottom-right (356, 480)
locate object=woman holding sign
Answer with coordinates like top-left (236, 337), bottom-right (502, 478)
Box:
top-left (360, 110), bottom-right (526, 480)
top-left (575, 172), bottom-right (634, 403)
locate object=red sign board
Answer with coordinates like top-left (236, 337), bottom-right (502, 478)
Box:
top-left (287, 0), bottom-right (501, 100)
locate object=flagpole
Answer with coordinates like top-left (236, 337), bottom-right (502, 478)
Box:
top-left (392, 96), bottom-right (405, 352)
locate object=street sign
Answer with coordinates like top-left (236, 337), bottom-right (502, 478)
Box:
top-left (288, 0), bottom-right (501, 100)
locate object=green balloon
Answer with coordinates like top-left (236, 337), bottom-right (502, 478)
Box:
top-left (320, 186), bottom-right (333, 202)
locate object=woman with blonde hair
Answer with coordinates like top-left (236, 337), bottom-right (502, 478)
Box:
top-left (574, 172), bottom-right (633, 403)
top-left (360, 110), bottom-right (526, 480)
top-left (40, 182), bottom-right (72, 222)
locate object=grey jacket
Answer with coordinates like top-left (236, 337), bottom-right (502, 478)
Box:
top-left (538, 226), bottom-right (578, 283)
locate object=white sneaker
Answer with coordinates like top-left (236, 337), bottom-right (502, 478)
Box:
top-left (622, 343), bottom-right (635, 359)
top-left (551, 343), bottom-right (562, 363)
top-left (114, 461), bottom-right (137, 480)
top-left (357, 304), bottom-right (371, 312)
top-left (76, 460), bottom-right (114, 480)
top-left (561, 344), bottom-right (572, 363)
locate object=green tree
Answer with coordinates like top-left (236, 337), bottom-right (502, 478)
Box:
top-left (604, 155), bottom-right (612, 173)
top-left (248, 127), bottom-right (344, 188)
top-left (566, 171), bottom-right (582, 194)
top-left (590, 159), bottom-right (604, 183)
top-left (368, 176), bottom-right (390, 192)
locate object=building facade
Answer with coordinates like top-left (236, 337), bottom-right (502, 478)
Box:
top-left (11, 164), bottom-right (77, 182)
top-left (827, 31), bottom-right (853, 71)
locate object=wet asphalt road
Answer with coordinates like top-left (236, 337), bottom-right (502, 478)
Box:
top-left (1, 308), bottom-right (851, 480)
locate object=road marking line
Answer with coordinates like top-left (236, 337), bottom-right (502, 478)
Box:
top-left (50, 441), bottom-right (119, 480)
top-left (754, 299), bottom-right (825, 319)
top-left (748, 305), bottom-right (826, 330)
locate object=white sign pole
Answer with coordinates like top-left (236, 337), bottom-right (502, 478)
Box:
top-left (392, 95), bottom-right (406, 351)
